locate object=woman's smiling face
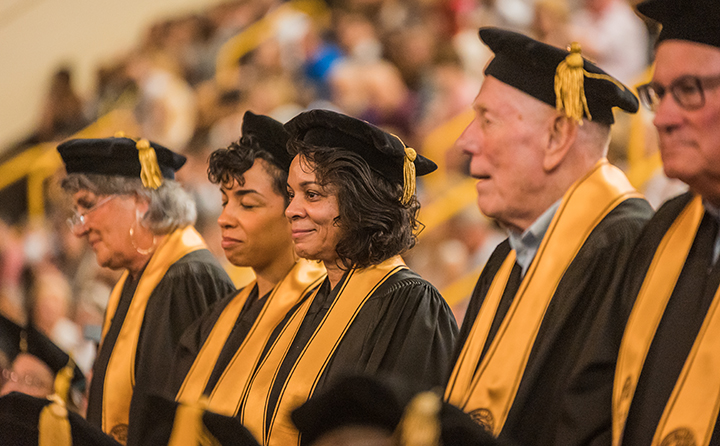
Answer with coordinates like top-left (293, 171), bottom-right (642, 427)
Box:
top-left (285, 155), bottom-right (343, 265)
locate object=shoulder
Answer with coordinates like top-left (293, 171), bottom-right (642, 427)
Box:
top-left (203, 287), bottom-right (248, 318)
top-left (364, 267), bottom-right (451, 312)
top-left (583, 196), bottom-right (654, 249)
top-left (162, 249), bottom-right (233, 284)
top-left (623, 191), bottom-right (694, 254)
top-left (151, 249), bottom-right (235, 306)
top-left (647, 191), bottom-right (695, 230)
top-left (372, 267), bottom-right (439, 296)
top-left (168, 249), bottom-right (227, 273)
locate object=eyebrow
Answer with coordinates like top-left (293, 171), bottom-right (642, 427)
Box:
top-left (234, 189), bottom-right (260, 197)
top-left (75, 195), bottom-right (96, 209)
top-left (220, 186), bottom-right (261, 197)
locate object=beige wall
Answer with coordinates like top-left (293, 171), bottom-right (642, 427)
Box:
top-left (0, 0), bottom-right (226, 153)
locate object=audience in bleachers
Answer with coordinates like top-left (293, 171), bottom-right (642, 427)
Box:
top-left (0, 0), bottom-right (665, 417)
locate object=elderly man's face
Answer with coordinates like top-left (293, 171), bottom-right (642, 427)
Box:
top-left (653, 41), bottom-right (720, 204)
top-left (456, 76), bottom-right (552, 232)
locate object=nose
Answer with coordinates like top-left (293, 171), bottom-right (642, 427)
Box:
top-left (455, 119), bottom-right (481, 157)
top-left (285, 195), bottom-right (304, 221)
top-left (217, 205), bottom-right (234, 229)
top-left (652, 91), bottom-right (684, 132)
top-left (70, 221), bottom-right (89, 238)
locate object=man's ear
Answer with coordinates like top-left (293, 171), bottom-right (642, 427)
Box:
top-left (543, 115), bottom-right (578, 172)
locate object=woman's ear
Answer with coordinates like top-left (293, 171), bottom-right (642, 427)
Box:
top-left (133, 193), bottom-right (151, 217)
top-left (543, 115), bottom-right (578, 172)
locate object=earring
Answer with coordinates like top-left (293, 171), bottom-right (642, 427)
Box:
top-left (130, 210), bottom-right (156, 255)
top-left (129, 225), bottom-right (157, 256)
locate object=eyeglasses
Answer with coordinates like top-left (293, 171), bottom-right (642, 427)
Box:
top-left (637, 73), bottom-right (720, 112)
top-left (67, 195), bottom-right (116, 230)
top-left (1, 368), bottom-right (52, 390)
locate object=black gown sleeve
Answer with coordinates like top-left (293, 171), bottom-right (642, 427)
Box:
top-left (323, 271), bottom-right (459, 392)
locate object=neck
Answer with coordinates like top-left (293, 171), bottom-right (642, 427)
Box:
top-left (324, 260), bottom-right (346, 289)
top-left (127, 254), bottom-right (152, 280)
top-left (254, 247), bottom-right (298, 297)
top-left (126, 233), bottom-right (167, 279)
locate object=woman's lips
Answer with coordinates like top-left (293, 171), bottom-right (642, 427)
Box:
top-left (221, 237), bottom-right (242, 249)
top-left (291, 228), bottom-right (314, 239)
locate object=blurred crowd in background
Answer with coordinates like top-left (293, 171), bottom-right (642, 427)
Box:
top-left (0, 0), bottom-right (680, 410)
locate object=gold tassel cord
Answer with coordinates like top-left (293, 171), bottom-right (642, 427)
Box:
top-left (136, 139), bottom-right (163, 190)
top-left (39, 360), bottom-right (76, 446)
top-left (554, 42), bottom-right (629, 124)
top-left (168, 397), bottom-right (221, 446)
top-left (394, 392), bottom-right (442, 446)
top-left (554, 42), bottom-right (591, 124)
top-left (39, 395), bottom-right (72, 446)
top-left (54, 358), bottom-right (76, 405)
top-left (402, 147), bottom-right (417, 205)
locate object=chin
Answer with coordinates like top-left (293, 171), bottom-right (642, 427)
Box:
top-left (294, 247), bottom-right (320, 262)
top-left (661, 163), bottom-right (693, 184)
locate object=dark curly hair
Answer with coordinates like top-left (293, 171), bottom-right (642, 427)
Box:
top-left (289, 139), bottom-right (421, 270)
top-left (207, 134), bottom-right (289, 204)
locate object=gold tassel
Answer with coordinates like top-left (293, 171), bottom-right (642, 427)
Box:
top-left (39, 395), bottom-right (72, 446)
top-left (114, 131), bottom-right (126, 138)
top-left (554, 42), bottom-right (591, 124)
top-left (168, 398), bottom-right (221, 446)
top-left (54, 358), bottom-right (76, 405)
top-left (136, 139), bottom-right (163, 190)
top-left (394, 391), bottom-right (442, 446)
top-left (402, 147), bottom-right (417, 205)
top-left (38, 359), bottom-right (76, 446)
top-left (19, 330), bottom-right (27, 352)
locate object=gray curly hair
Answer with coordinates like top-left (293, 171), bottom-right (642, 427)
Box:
top-left (61, 174), bottom-right (197, 235)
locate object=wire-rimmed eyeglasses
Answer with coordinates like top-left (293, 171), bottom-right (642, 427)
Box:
top-left (67, 195), bottom-right (116, 230)
top-left (637, 73), bottom-right (720, 112)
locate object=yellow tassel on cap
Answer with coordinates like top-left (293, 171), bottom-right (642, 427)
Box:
top-left (136, 139), bottom-right (163, 190)
top-left (168, 397), bottom-right (221, 446)
top-left (39, 359), bottom-right (76, 446)
top-left (402, 147), bottom-right (417, 205)
top-left (114, 131), bottom-right (126, 138)
top-left (555, 42), bottom-right (629, 124)
top-left (394, 391), bottom-right (441, 446)
top-left (554, 42), bottom-right (591, 124)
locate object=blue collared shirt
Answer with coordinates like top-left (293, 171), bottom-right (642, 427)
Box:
top-left (703, 200), bottom-right (720, 265)
top-left (508, 200), bottom-right (562, 277)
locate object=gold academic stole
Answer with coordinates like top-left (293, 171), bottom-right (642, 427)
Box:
top-left (175, 259), bottom-right (326, 415)
top-left (613, 195), bottom-right (720, 446)
top-left (241, 256), bottom-right (406, 446)
top-left (100, 227), bottom-right (207, 444)
top-left (445, 159), bottom-right (640, 436)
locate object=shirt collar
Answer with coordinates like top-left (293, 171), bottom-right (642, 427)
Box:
top-left (704, 199), bottom-right (720, 220)
top-left (703, 199), bottom-right (720, 265)
top-left (508, 200), bottom-right (561, 276)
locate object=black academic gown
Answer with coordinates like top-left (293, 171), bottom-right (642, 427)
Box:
top-left (128, 394), bottom-right (260, 446)
top-left (126, 285), bottom-right (269, 446)
top-left (453, 197), bottom-right (653, 446)
top-left (166, 285), bottom-right (267, 397)
top-left (0, 392), bottom-right (120, 446)
top-left (87, 249), bottom-right (235, 432)
top-left (257, 267), bottom-right (458, 441)
top-left (620, 191), bottom-right (720, 446)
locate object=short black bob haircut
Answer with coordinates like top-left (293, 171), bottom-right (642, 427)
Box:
top-left (288, 139), bottom-right (421, 270)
